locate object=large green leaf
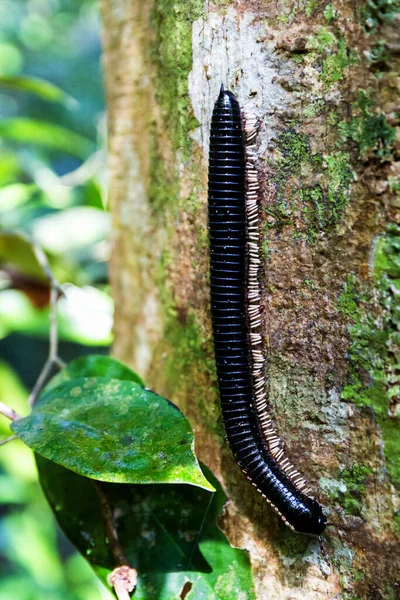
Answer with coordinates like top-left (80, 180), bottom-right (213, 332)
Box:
top-left (0, 118), bottom-right (94, 159)
top-left (12, 377), bottom-right (213, 490)
top-left (37, 457), bottom-right (255, 600)
top-left (45, 355), bottom-right (145, 392)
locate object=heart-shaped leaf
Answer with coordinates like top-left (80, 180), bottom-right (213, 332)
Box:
top-left (37, 457), bottom-right (255, 599)
top-left (12, 377), bottom-right (213, 490)
top-left (44, 355), bottom-right (145, 393)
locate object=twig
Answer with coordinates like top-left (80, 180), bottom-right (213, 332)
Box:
top-left (54, 357), bottom-right (67, 369)
top-left (49, 286), bottom-right (60, 361)
top-left (94, 481), bottom-right (129, 565)
top-left (24, 248), bottom-right (66, 406)
top-left (0, 402), bottom-right (20, 421)
top-left (0, 435), bottom-right (17, 447)
top-left (27, 359), bottom-right (54, 407)
top-left (94, 481), bottom-right (137, 598)
top-left (31, 241), bottom-right (64, 298)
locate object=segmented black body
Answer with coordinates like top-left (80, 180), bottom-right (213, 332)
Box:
top-left (208, 86), bottom-right (326, 535)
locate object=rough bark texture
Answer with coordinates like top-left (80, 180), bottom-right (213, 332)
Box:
top-left (101, 1), bottom-right (400, 598)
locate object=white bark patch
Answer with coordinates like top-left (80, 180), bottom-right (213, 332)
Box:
top-left (189, 7), bottom-right (292, 157)
top-left (134, 291), bottom-right (162, 375)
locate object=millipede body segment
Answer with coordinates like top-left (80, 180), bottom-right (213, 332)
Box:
top-left (208, 85), bottom-right (326, 535)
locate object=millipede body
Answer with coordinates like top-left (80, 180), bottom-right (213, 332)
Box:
top-left (207, 85), bottom-right (326, 535)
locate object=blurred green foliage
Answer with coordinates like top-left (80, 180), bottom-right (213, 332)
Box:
top-left (0, 0), bottom-right (114, 597)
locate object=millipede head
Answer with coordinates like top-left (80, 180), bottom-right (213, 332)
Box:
top-left (303, 499), bottom-right (327, 536)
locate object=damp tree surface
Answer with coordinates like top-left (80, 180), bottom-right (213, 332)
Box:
top-left (101, 1), bottom-right (400, 599)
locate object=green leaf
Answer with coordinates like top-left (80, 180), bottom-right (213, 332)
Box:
top-left (0, 232), bottom-right (48, 281)
top-left (0, 183), bottom-right (37, 212)
top-left (12, 378), bottom-right (213, 490)
top-left (46, 355), bottom-right (145, 392)
top-left (0, 151), bottom-right (19, 186)
top-left (37, 457), bottom-right (255, 599)
top-left (0, 118), bottom-right (94, 159)
top-left (0, 75), bottom-right (77, 107)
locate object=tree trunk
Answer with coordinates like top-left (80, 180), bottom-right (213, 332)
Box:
top-left (100, 1), bottom-right (400, 598)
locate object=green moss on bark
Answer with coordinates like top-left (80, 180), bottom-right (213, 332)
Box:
top-left (275, 525), bottom-right (309, 558)
top-left (339, 225), bottom-right (400, 486)
top-left (339, 91), bottom-right (396, 161)
top-left (151, 0), bottom-right (203, 155)
top-left (275, 129), bottom-right (311, 178)
top-left (321, 38), bottom-right (349, 85)
top-left (148, 1), bottom-right (217, 421)
top-left (320, 465), bottom-right (373, 517)
top-left (272, 128), bottom-right (352, 243)
top-left (153, 246), bottom-right (219, 432)
top-left (341, 464), bottom-right (374, 516)
top-left (323, 3), bottom-right (338, 23)
top-left (360, 0), bottom-right (400, 32)
top-left (306, 29), bottom-right (352, 87)
top-left (149, 122), bottom-right (178, 216)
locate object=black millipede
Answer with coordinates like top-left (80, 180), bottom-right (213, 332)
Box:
top-left (208, 85), bottom-right (326, 536)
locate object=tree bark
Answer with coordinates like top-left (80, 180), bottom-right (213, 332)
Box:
top-left (100, 1), bottom-right (400, 598)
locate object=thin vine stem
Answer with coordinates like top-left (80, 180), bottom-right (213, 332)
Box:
top-left (0, 402), bottom-right (20, 421)
top-left (0, 435), bottom-right (17, 447)
top-left (27, 241), bottom-right (66, 406)
top-left (94, 481), bottom-right (137, 598)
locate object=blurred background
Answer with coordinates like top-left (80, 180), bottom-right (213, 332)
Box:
top-left (0, 0), bottom-right (113, 597)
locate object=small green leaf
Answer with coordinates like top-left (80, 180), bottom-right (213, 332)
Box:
top-left (0, 118), bottom-right (94, 159)
top-left (0, 75), bottom-right (77, 107)
top-left (12, 378), bottom-right (213, 490)
top-left (0, 232), bottom-right (48, 281)
top-left (0, 183), bottom-right (36, 212)
top-left (37, 457), bottom-right (255, 599)
top-left (45, 355), bottom-right (145, 392)
top-left (0, 151), bottom-right (19, 186)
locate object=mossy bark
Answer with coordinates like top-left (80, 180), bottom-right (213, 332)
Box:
top-left (101, 1), bottom-right (400, 598)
